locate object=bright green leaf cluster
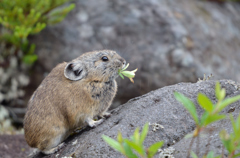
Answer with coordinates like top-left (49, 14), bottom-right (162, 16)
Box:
top-left (0, 0), bottom-right (75, 65)
top-left (0, 0), bottom-right (75, 37)
top-left (174, 81), bottom-right (240, 157)
top-left (102, 123), bottom-right (164, 158)
top-left (174, 82), bottom-right (240, 129)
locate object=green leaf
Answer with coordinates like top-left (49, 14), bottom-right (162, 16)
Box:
top-left (118, 63), bottom-right (137, 81)
top-left (28, 44), bottom-right (36, 54)
top-left (200, 111), bottom-right (209, 126)
top-left (219, 130), bottom-right (232, 152)
top-left (191, 151), bottom-right (198, 158)
top-left (204, 114), bottom-right (225, 126)
top-left (197, 93), bottom-right (214, 112)
top-left (121, 71), bottom-right (135, 78)
top-left (67, 3), bottom-right (76, 11)
top-left (230, 114), bottom-right (240, 141)
top-left (206, 151), bottom-right (215, 158)
top-left (140, 123), bottom-right (148, 145)
top-left (119, 72), bottom-right (124, 79)
top-left (124, 139), bottom-right (145, 156)
top-left (215, 82), bottom-right (221, 101)
top-left (220, 89), bottom-right (226, 101)
top-left (217, 95), bottom-right (240, 113)
top-left (133, 127), bottom-right (140, 143)
top-left (123, 142), bottom-right (138, 158)
top-left (230, 115), bottom-right (237, 137)
top-left (233, 153), bottom-right (240, 158)
top-left (237, 142), bottom-right (240, 149)
top-left (122, 63), bottom-right (129, 71)
top-left (237, 114), bottom-right (240, 130)
top-left (205, 151), bottom-right (221, 158)
top-left (47, 16), bottom-right (65, 25)
top-left (22, 54), bottom-right (38, 65)
top-left (174, 92), bottom-right (199, 125)
top-left (102, 135), bottom-right (123, 153)
top-left (236, 114), bottom-right (240, 140)
top-left (117, 132), bottom-right (123, 143)
top-left (147, 141), bottom-right (164, 158)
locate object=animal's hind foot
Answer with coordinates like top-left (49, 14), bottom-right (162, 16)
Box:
top-left (42, 142), bottom-right (65, 155)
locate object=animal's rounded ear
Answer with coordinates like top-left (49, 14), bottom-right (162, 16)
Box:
top-left (64, 62), bottom-right (86, 81)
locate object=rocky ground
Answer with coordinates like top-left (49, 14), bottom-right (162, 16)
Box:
top-left (1, 79), bottom-right (238, 158)
top-left (0, 134), bottom-right (31, 158)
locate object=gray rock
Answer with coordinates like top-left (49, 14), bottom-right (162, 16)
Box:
top-left (29, 0), bottom-right (240, 105)
top-left (31, 79), bottom-right (240, 158)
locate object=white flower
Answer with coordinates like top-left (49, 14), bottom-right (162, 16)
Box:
top-left (118, 63), bottom-right (138, 83)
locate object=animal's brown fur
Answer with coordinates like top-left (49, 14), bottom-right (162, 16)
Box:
top-left (24, 50), bottom-right (126, 154)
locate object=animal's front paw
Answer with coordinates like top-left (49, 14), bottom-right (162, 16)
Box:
top-left (101, 112), bottom-right (112, 118)
top-left (87, 118), bottom-right (105, 128)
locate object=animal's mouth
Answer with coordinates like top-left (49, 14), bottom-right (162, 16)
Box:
top-left (121, 63), bottom-right (127, 69)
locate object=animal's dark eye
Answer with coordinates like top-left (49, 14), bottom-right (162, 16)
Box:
top-left (102, 56), bottom-right (108, 61)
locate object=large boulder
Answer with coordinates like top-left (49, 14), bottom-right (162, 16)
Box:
top-left (29, 0), bottom-right (240, 104)
top-left (26, 79), bottom-right (240, 158)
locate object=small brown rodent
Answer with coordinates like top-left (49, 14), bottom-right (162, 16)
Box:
top-left (24, 50), bottom-right (126, 154)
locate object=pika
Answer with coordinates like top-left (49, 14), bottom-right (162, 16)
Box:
top-left (24, 50), bottom-right (126, 154)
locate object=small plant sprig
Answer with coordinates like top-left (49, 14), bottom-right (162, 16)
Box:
top-left (118, 63), bottom-right (138, 83)
top-left (102, 123), bottom-right (164, 158)
top-left (174, 81), bottom-right (240, 158)
top-left (0, 0), bottom-right (75, 65)
top-left (219, 114), bottom-right (240, 158)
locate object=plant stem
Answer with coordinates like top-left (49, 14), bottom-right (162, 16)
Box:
top-left (187, 137), bottom-right (195, 158)
top-left (196, 134), bottom-right (200, 156)
top-left (228, 151), bottom-right (235, 158)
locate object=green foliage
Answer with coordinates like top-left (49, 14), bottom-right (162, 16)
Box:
top-left (174, 92), bottom-right (199, 125)
top-left (103, 81), bottom-right (240, 158)
top-left (102, 123), bottom-right (164, 158)
top-left (174, 81), bottom-right (240, 158)
top-left (0, 0), bottom-right (75, 65)
top-left (174, 82), bottom-right (240, 130)
top-left (219, 114), bottom-right (240, 157)
top-left (0, 0), bottom-right (75, 109)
